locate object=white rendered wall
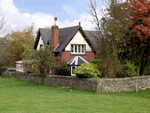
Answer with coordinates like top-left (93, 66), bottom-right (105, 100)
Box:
top-left (37, 36), bottom-right (44, 50)
top-left (65, 31), bottom-right (92, 51)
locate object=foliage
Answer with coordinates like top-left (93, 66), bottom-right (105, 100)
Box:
top-left (0, 37), bottom-right (10, 67)
top-left (117, 62), bottom-right (137, 78)
top-left (87, 0), bottom-right (130, 78)
top-left (56, 63), bottom-right (70, 76)
top-left (0, 8), bottom-right (7, 67)
top-left (22, 45), bottom-right (59, 85)
top-left (74, 63), bottom-right (102, 78)
top-left (145, 65), bottom-right (150, 75)
top-left (92, 59), bottom-right (104, 77)
top-left (92, 59), bottom-right (102, 64)
top-left (3, 24), bottom-right (35, 66)
top-left (88, 0), bottom-right (150, 77)
top-left (0, 67), bottom-right (7, 76)
top-left (122, 0), bottom-right (150, 76)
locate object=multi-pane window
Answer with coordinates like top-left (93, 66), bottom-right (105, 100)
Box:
top-left (71, 45), bottom-right (85, 54)
top-left (16, 64), bottom-right (24, 72)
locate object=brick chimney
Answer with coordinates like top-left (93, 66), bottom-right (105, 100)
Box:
top-left (51, 17), bottom-right (59, 51)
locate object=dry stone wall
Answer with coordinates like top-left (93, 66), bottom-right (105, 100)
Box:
top-left (2, 72), bottom-right (150, 93)
top-left (2, 73), bottom-right (97, 91)
top-left (97, 76), bottom-right (150, 93)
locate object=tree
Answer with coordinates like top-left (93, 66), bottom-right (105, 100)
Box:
top-left (5, 25), bottom-right (35, 66)
top-left (0, 7), bottom-right (8, 67)
top-left (130, 0), bottom-right (150, 76)
top-left (22, 45), bottom-right (59, 85)
top-left (87, 0), bottom-right (131, 77)
top-left (0, 36), bottom-right (10, 66)
top-left (88, 0), bottom-right (150, 77)
top-left (120, 0), bottom-right (150, 76)
top-left (0, 7), bottom-right (6, 34)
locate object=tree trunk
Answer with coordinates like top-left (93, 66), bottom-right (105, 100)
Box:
top-left (140, 60), bottom-right (150, 76)
top-left (39, 75), bottom-right (45, 85)
top-left (136, 66), bottom-right (140, 76)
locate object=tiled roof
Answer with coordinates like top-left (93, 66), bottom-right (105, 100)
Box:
top-left (34, 25), bottom-right (96, 53)
top-left (67, 56), bottom-right (89, 66)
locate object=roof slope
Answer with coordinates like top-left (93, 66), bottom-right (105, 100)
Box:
top-left (34, 26), bottom-right (96, 53)
top-left (39, 28), bottom-right (51, 45)
top-left (54, 25), bottom-right (80, 52)
top-left (67, 56), bottom-right (89, 66)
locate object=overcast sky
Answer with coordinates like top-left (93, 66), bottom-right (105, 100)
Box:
top-left (0, 0), bottom-right (104, 37)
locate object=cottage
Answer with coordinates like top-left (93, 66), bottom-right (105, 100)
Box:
top-left (16, 17), bottom-right (96, 76)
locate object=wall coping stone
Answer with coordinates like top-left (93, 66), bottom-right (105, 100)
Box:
top-left (47, 75), bottom-right (97, 81)
top-left (98, 75), bottom-right (150, 80)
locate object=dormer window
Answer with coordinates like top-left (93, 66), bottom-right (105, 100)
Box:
top-left (71, 44), bottom-right (85, 54)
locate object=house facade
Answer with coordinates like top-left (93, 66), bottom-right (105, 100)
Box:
top-left (16, 17), bottom-right (96, 76)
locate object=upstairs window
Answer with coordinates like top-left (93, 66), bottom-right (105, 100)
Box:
top-left (71, 44), bottom-right (85, 54)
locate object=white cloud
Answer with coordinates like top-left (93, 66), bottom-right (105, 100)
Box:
top-left (62, 5), bottom-right (78, 18)
top-left (0, 0), bottom-right (105, 37)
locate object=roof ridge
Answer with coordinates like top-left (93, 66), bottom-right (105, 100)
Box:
top-left (39, 25), bottom-right (80, 30)
top-left (59, 25), bottom-right (80, 29)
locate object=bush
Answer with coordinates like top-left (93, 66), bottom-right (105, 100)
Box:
top-left (74, 63), bottom-right (102, 78)
top-left (0, 67), bottom-right (7, 76)
top-left (92, 59), bottom-right (102, 64)
top-left (92, 59), bottom-right (104, 77)
top-left (117, 62), bottom-right (137, 77)
top-left (145, 65), bottom-right (150, 75)
top-left (56, 63), bottom-right (70, 76)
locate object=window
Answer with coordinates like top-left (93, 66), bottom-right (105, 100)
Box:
top-left (71, 66), bottom-right (78, 76)
top-left (71, 45), bottom-right (85, 54)
top-left (40, 44), bottom-right (43, 48)
top-left (16, 64), bottom-right (24, 72)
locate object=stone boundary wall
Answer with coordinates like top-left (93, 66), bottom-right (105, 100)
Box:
top-left (97, 76), bottom-right (150, 93)
top-left (1, 72), bottom-right (150, 93)
top-left (2, 72), bottom-right (97, 92)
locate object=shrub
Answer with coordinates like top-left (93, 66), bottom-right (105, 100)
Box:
top-left (145, 65), bottom-right (150, 75)
top-left (0, 67), bottom-right (7, 76)
top-left (74, 63), bottom-right (102, 78)
top-left (92, 59), bottom-right (102, 64)
top-left (92, 59), bottom-right (104, 77)
top-left (56, 63), bottom-right (70, 76)
top-left (117, 62), bottom-right (137, 77)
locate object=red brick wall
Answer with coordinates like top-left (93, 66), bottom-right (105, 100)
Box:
top-left (50, 51), bottom-right (95, 75)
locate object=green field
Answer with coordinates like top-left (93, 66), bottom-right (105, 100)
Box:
top-left (0, 77), bottom-right (150, 113)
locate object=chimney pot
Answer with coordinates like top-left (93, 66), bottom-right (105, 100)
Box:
top-left (55, 17), bottom-right (57, 20)
top-left (54, 17), bottom-right (57, 26)
top-left (79, 22), bottom-right (81, 26)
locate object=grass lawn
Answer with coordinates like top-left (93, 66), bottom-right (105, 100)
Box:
top-left (0, 77), bottom-right (150, 113)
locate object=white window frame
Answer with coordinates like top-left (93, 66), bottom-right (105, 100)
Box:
top-left (71, 66), bottom-right (78, 76)
top-left (16, 64), bottom-right (24, 72)
top-left (71, 44), bottom-right (85, 54)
